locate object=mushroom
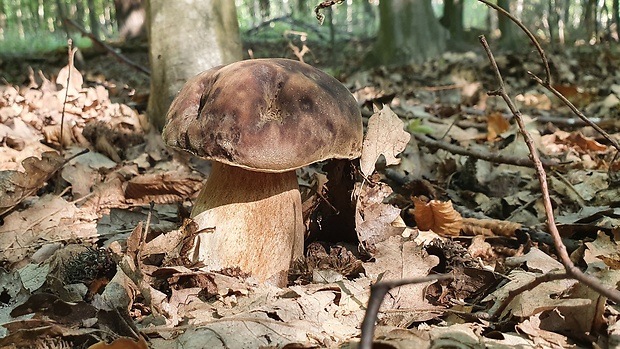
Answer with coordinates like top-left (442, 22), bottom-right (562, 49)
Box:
top-left (162, 58), bottom-right (363, 286)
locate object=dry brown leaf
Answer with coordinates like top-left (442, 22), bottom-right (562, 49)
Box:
top-left (61, 162), bottom-right (99, 199)
top-left (413, 197), bottom-right (463, 236)
top-left (43, 124), bottom-right (74, 148)
top-left (56, 46), bottom-right (84, 99)
top-left (517, 314), bottom-right (573, 348)
top-left (363, 236), bottom-right (442, 321)
top-left (87, 336), bottom-right (148, 349)
top-left (565, 131), bottom-right (607, 152)
top-left (467, 235), bottom-right (496, 260)
top-left (95, 135), bottom-right (121, 163)
top-left (124, 171), bottom-right (203, 204)
top-left (0, 151), bottom-right (64, 215)
top-left (486, 111), bottom-right (511, 142)
top-left (0, 195), bottom-right (98, 263)
top-left (505, 248), bottom-right (563, 274)
top-left (355, 182), bottom-right (404, 246)
top-left (360, 105), bottom-right (410, 177)
top-left (461, 217), bottom-right (521, 237)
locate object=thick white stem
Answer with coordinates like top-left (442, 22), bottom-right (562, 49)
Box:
top-left (189, 162), bottom-right (304, 286)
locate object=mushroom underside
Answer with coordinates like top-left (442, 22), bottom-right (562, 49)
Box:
top-left (188, 162), bottom-right (304, 286)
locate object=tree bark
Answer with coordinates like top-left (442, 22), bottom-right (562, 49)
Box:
top-left (114, 0), bottom-right (146, 40)
top-left (87, 0), bottom-right (100, 38)
top-left (368, 0), bottom-right (447, 66)
top-left (498, 0), bottom-right (519, 49)
top-left (584, 0), bottom-right (597, 41)
top-left (146, 0), bottom-right (243, 130)
top-left (441, 0), bottom-right (464, 41)
top-left (614, 0), bottom-right (619, 40)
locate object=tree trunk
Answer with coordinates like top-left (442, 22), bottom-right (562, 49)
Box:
top-left (614, 0), bottom-right (619, 40)
top-left (114, 0), bottom-right (146, 40)
top-left (547, 0), bottom-right (556, 44)
top-left (441, 0), bottom-right (464, 41)
top-left (368, 0), bottom-right (447, 66)
top-left (498, 0), bottom-right (519, 49)
top-left (146, 0), bottom-right (243, 130)
top-left (87, 0), bottom-right (100, 38)
top-left (584, 0), bottom-right (597, 41)
top-left (0, 0), bottom-right (5, 40)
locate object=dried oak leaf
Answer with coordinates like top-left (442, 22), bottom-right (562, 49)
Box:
top-left (565, 131), bottom-right (607, 152)
top-left (0, 151), bottom-right (63, 215)
top-left (360, 105), bottom-right (410, 177)
top-left (87, 337), bottom-right (148, 349)
top-left (487, 111), bottom-right (511, 142)
top-left (355, 182), bottom-right (404, 247)
top-left (56, 47), bottom-right (84, 99)
top-left (363, 237), bottom-right (442, 322)
top-left (413, 197), bottom-right (463, 236)
top-left (124, 172), bottom-right (204, 204)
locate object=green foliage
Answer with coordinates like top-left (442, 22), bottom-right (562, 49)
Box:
top-left (0, 32), bottom-right (92, 56)
top-left (407, 119), bottom-right (435, 135)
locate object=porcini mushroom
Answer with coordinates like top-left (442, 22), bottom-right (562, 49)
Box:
top-left (162, 58), bottom-right (363, 286)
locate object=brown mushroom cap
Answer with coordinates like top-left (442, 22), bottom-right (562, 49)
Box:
top-left (162, 58), bottom-right (363, 172)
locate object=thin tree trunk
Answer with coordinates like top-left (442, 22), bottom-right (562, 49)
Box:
top-left (498, 0), bottom-right (518, 49)
top-left (87, 0), bottom-right (100, 38)
top-left (0, 0), bottom-right (6, 40)
top-left (441, 0), bottom-right (464, 40)
top-left (584, 0), bottom-right (597, 41)
top-left (368, 0), bottom-right (447, 66)
top-left (15, 0), bottom-right (24, 39)
top-left (614, 0), bottom-right (619, 40)
top-left (146, 0), bottom-right (243, 130)
top-left (114, 0), bottom-right (146, 40)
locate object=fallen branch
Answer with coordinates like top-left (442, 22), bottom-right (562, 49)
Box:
top-left (413, 133), bottom-right (560, 168)
top-left (62, 17), bottom-right (150, 76)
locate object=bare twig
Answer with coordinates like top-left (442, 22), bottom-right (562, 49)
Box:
top-left (477, 0), bottom-right (620, 152)
top-left (359, 274), bottom-right (452, 349)
top-left (490, 271), bottom-right (570, 320)
top-left (477, 0), bottom-right (551, 83)
top-left (479, 35), bottom-right (620, 306)
top-left (62, 17), bottom-right (150, 76)
top-left (528, 73), bottom-right (620, 151)
top-left (59, 40), bottom-right (72, 156)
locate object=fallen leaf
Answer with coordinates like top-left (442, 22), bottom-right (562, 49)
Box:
top-left (0, 151), bottom-right (64, 216)
top-left (360, 105), bottom-right (410, 177)
top-left (355, 182), bottom-right (404, 246)
top-left (487, 111), bottom-right (511, 142)
top-left (364, 236), bottom-right (442, 322)
top-left (413, 197), bottom-right (463, 236)
top-left (87, 336), bottom-right (148, 349)
top-left (124, 171), bottom-right (203, 204)
top-left (56, 46), bottom-right (84, 100)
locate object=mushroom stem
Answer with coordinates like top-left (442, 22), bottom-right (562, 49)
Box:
top-left (189, 162), bottom-right (304, 286)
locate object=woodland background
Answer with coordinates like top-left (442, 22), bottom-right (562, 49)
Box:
top-left (3, 0), bottom-right (620, 348)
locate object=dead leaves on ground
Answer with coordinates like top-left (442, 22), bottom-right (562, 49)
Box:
top-left (0, 151), bottom-right (63, 215)
top-left (4, 48), bottom-right (620, 348)
top-left (360, 105), bottom-right (410, 177)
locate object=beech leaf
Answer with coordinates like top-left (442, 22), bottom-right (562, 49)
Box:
top-left (413, 197), bottom-right (463, 236)
top-left (360, 105), bottom-right (410, 177)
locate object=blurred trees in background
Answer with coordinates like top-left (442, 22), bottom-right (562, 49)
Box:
top-left (1, 0), bottom-right (620, 60)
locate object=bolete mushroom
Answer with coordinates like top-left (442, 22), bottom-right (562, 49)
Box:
top-left (162, 58), bottom-right (363, 286)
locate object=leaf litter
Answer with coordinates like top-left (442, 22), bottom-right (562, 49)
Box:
top-left (2, 45), bottom-right (620, 348)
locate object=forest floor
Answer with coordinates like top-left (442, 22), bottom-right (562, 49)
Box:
top-left (2, 37), bottom-right (620, 348)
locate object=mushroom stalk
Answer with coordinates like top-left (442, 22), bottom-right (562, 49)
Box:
top-left (189, 162), bottom-right (304, 286)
